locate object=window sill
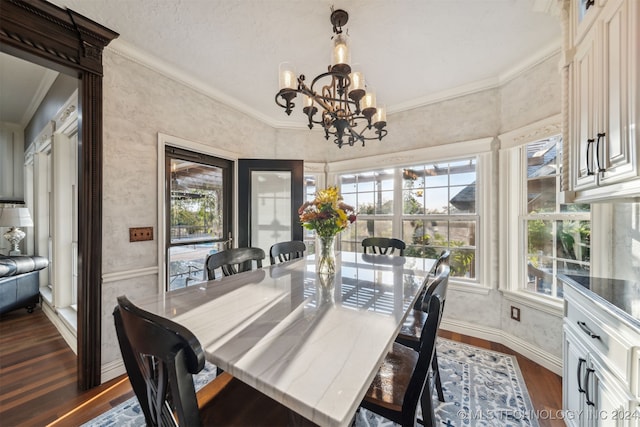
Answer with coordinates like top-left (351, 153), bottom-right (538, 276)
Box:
top-left (501, 289), bottom-right (564, 317)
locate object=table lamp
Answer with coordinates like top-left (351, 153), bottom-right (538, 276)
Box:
top-left (0, 207), bottom-right (34, 256)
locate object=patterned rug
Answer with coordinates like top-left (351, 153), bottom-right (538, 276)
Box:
top-left (83, 339), bottom-right (539, 427)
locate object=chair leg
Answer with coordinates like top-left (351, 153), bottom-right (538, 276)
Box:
top-left (420, 379), bottom-right (436, 427)
top-left (432, 353), bottom-right (445, 402)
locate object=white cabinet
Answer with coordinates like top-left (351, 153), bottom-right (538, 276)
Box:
top-left (568, 0), bottom-right (639, 201)
top-left (563, 284), bottom-right (639, 426)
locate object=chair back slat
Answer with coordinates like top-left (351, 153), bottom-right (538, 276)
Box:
top-left (269, 241), bottom-right (306, 265)
top-left (362, 237), bottom-right (406, 256)
top-left (204, 247), bottom-right (265, 280)
top-left (413, 250), bottom-right (450, 310)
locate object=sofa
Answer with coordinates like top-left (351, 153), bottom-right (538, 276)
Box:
top-left (0, 255), bottom-right (49, 315)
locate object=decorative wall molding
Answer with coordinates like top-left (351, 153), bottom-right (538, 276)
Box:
top-left (498, 114), bottom-right (562, 149)
top-left (106, 37), bottom-right (561, 128)
top-left (101, 359), bottom-right (126, 383)
top-left (327, 137), bottom-right (494, 174)
top-left (440, 318), bottom-right (563, 375)
top-left (102, 266), bottom-right (159, 284)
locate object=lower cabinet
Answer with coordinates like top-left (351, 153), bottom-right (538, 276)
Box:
top-left (563, 285), bottom-right (640, 426)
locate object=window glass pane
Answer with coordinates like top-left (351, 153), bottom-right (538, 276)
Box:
top-left (170, 159), bottom-right (224, 243)
top-left (450, 220), bottom-right (476, 247)
top-left (168, 242), bottom-right (225, 291)
top-left (451, 249), bottom-right (476, 279)
top-left (424, 220), bottom-right (448, 245)
top-left (251, 171), bottom-right (291, 255)
top-left (378, 170), bottom-right (395, 191)
top-left (424, 163), bottom-right (450, 187)
top-left (424, 187), bottom-right (449, 214)
top-left (377, 191), bottom-right (394, 214)
top-left (403, 167), bottom-right (425, 189)
top-left (450, 184), bottom-right (475, 213)
top-left (403, 220), bottom-right (424, 245)
top-left (449, 159), bottom-right (476, 186)
top-left (340, 176), bottom-right (357, 193)
top-left (527, 219), bottom-right (553, 262)
top-left (357, 192), bottom-right (374, 212)
top-left (527, 175), bottom-right (556, 213)
top-left (373, 220), bottom-right (393, 237)
top-left (403, 189), bottom-right (425, 215)
top-left (557, 220), bottom-right (591, 266)
top-left (356, 174), bottom-right (375, 192)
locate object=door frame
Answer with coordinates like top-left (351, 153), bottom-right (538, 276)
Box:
top-left (0, 0), bottom-right (118, 389)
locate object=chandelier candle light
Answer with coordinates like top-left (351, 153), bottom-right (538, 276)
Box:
top-left (275, 8), bottom-right (388, 148)
top-left (298, 186), bottom-right (356, 275)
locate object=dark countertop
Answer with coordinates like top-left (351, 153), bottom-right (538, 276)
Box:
top-left (559, 273), bottom-right (640, 331)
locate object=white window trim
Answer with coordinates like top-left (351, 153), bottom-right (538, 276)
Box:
top-left (498, 114), bottom-right (575, 315)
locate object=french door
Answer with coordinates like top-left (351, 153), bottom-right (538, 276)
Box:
top-left (238, 159), bottom-right (304, 253)
top-left (165, 146), bottom-right (233, 290)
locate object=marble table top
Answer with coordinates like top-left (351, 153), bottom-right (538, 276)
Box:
top-left (135, 251), bottom-right (434, 426)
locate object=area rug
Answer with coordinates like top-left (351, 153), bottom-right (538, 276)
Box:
top-left (82, 339), bottom-right (539, 427)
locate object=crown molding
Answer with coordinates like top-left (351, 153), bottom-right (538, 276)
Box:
top-left (107, 37), bottom-right (561, 130)
top-left (20, 69), bottom-right (59, 128)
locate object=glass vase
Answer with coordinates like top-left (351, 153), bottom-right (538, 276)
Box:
top-left (316, 234), bottom-right (336, 276)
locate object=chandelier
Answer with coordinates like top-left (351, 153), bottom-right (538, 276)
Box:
top-left (275, 8), bottom-right (387, 149)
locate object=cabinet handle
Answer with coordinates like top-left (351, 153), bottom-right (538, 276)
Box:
top-left (577, 321), bottom-right (601, 339)
top-left (584, 368), bottom-right (595, 406)
top-left (596, 132), bottom-right (606, 172)
top-left (586, 138), bottom-right (595, 175)
top-left (585, 0), bottom-right (595, 10)
top-left (577, 358), bottom-right (586, 393)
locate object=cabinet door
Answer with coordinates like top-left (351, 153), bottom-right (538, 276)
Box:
top-left (592, 360), bottom-right (634, 427)
top-left (573, 28), bottom-right (599, 190)
top-left (599, 0), bottom-right (636, 185)
top-left (565, 326), bottom-right (590, 427)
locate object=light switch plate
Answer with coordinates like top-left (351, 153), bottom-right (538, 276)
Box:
top-left (129, 227), bottom-right (153, 242)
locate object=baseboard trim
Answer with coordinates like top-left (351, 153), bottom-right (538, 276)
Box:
top-left (102, 359), bottom-right (126, 383)
top-left (41, 301), bottom-right (77, 354)
top-left (440, 318), bottom-right (562, 376)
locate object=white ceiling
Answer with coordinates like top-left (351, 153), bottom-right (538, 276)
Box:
top-left (4, 0), bottom-right (562, 129)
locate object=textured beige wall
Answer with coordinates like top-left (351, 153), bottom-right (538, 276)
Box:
top-left (99, 50), bottom-right (564, 373)
top-left (100, 50), bottom-right (277, 366)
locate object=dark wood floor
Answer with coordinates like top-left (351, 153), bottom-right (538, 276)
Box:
top-left (0, 307), bottom-right (564, 427)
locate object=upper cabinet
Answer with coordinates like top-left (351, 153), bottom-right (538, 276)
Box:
top-left (568, 0), bottom-right (639, 201)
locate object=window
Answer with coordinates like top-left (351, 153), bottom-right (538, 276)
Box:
top-left (303, 174), bottom-right (318, 254)
top-left (339, 169), bottom-right (395, 252)
top-left (402, 159), bottom-right (478, 280)
top-left (523, 137), bottom-right (590, 298)
top-left (337, 157), bottom-right (479, 282)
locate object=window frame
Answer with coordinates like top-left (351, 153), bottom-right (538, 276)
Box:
top-left (498, 115), bottom-right (590, 314)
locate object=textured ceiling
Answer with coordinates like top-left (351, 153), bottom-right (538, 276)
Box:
top-left (6, 0), bottom-right (562, 129)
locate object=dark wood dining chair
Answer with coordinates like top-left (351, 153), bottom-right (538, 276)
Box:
top-left (113, 295), bottom-right (316, 427)
top-left (361, 237), bottom-right (406, 255)
top-left (360, 269), bottom-right (447, 427)
top-left (269, 240), bottom-right (306, 265)
top-left (204, 247), bottom-right (265, 280)
top-left (396, 253), bottom-right (450, 403)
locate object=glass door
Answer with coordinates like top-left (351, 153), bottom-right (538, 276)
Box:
top-left (238, 159), bottom-right (303, 252)
top-left (165, 146), bottom-right (233, 290)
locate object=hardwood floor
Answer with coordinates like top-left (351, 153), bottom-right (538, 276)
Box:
top-left (0, 307), bottom-right (564, 427)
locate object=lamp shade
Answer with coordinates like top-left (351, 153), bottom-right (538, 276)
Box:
top-left (0, 207), bottom-right (33, 227)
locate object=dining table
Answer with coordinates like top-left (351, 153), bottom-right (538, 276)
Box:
top-left (133, 251), bottom-right (436, 427)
